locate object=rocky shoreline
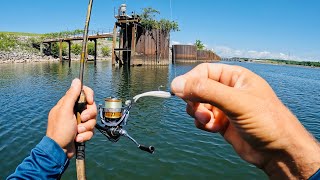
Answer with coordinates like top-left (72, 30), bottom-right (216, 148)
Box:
top-left (0, 50), bottom-right (111, 64)
top-left (0, 50), bottom-right (60, 63)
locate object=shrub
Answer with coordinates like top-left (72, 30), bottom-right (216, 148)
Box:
top-left (27, 37), bottom-right (41, 50)
top-left (0, 33), bottom-right (18, 51)
top-left (51, 42), bottom-right (68, 57)
top-left (42, 29), bottom-right (84, 39)
top-left (71, 43), bottom-right (81, 55)
top-left (101, 46), bottom-right (111, 57)
top-left (87, 42), bottom-right (95, 56)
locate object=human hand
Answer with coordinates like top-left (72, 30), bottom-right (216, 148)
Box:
top-left (171, 63), bottom-right (320, 179)
top-left (46, 79), bottom-right (97, 159)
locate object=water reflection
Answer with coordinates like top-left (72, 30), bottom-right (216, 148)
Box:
top-left (1, 61), bottom-right (318, 179)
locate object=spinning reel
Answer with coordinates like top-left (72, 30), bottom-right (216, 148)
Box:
top-left (95, 97), bottom-right (155, 154)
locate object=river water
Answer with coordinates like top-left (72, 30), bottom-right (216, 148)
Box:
top-left (0, 61), bottom-right (319, 179)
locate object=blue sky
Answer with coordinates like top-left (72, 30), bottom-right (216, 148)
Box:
top-left (1, 0), bottom-right (319, 61)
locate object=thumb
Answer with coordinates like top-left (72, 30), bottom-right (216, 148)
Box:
top-left (171, 75), bottom-right (251, 117)
top-left (62, 78), bottom-right (82, 111)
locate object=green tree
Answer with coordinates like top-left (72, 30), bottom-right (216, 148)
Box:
top-left (51, 43), bottom-right (59, 57)
top-left (195, 40), bottom-right (205, 50)
top-left (51, 42), bottom-right (68, 57)
top-left (71, 43), bottom-right (81, 55)
top-left (87, 42), bottom-right (95, 56)
top-left (101, 46), bottom-right (110, 57)
top-left (140, 7), bottom-right (179, 32)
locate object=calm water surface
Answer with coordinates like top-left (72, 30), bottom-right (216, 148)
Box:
top-left (0, 61), bottom-right (319, 179)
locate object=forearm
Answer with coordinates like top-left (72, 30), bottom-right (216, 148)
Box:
top-left (7, 136), bottom-right (69, 180)
top-left (263, 127), bottom-right (320, 179)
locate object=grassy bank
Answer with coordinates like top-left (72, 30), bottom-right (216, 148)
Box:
top-left (264, 59), bottom-right (320, 67)
top-left (0, 31), bottom-right (44, 52)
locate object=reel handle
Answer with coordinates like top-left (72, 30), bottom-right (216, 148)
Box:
top-left (138, 145), bottom-right (155, 154)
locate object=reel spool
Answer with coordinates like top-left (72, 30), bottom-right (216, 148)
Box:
top-left (104, 98), bottom-right (122, 119)
top-left (96, 97), bottom-right (155, 154)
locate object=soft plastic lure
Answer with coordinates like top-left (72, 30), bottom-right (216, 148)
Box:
top-left (133, 91), bottom-right (173, 102)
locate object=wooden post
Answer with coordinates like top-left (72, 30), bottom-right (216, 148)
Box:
top-left (94, 39), bottom-right (97, 66)
top-left (40, 43), bottom-right (43, 55)
top-left (119, 29), bottom-right (123, 64)
top-left (156, 29), bottom-right (158, 63)
top-left (49, 42), bottom-right (52, 56)
top-left (68, 41), bottom-right (71, 67)
top-left (130, 24), bottom-right (136, 66)
top-left (112, 24), bottom-right (117, 65)
top-left (59, 40), bottom-right (63, 62)
top-left (118, 27), bottom-right (124, 65)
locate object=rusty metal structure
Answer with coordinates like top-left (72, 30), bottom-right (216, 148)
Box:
top-left (112, 4), bottom-right (170, 66)
top-left (171, 45), bottom-right (197, 60)
top-left (172, 45), bottom-right (221, 63)
top-left (197, 50), bottom-right (221, 61)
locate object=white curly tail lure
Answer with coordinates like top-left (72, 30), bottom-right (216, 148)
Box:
top-left (133, 91), bottom-right (174, 102)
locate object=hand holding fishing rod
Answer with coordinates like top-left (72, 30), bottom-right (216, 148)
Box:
top-left (46, 79), bottom-right (96, 159)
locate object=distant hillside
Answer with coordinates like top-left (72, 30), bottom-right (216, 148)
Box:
top-left (0, 31), bottom-right (42, 36)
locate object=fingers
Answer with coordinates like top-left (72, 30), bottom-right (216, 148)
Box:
top-left (81, 102), bottom-right (97, 122)
top-left (77, 98), bottom-right (96, 143)
top-left (61, 79), bottom-right (82, 111)
top-left (78, 119), bottom-right (96, 134)
top-left (188, 102), bottom-right (228, 133)
top-left (76, 131), bottom-right (94, 143)
top-left (58, 79), bottom-right (95, 111)
top-left (76, 118), bottom-right (96, 143)
top-left (83, 85), bottom-right (94, 105)
top-left (171, 63), bottom-right (253, 117)
top-left (193, 110), bottom-right (229, 133)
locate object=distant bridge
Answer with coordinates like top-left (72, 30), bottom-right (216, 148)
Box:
top-left (42, 33), bottom-right (113, 43)
top-left (41, 33), bottom-right (114, 65)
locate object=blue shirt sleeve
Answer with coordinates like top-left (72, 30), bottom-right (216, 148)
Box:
top-left (7, 136), bottom-right (69, 180)
top-left (309, 168), bottom-right (320, 180)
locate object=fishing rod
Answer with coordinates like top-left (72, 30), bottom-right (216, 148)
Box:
top-left (75, 0), bottom-right (93, 179)
top-left (74, 2), bottom-right (175, 176)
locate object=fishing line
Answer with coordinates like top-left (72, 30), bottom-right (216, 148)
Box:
top-left (170, 0), bottom-right (177, 79)
top-left (95, 1), bottom-right (179, 156)
top-left (131, 0), bottom-right (178, 100)
top-left (124, 0), bottom-right (131, 99)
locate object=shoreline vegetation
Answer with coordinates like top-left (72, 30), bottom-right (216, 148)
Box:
top-left (0, 30), bottom-right (112, 64)
top-left (230, 57), bottom-right (320, 68)
top-left (0, 31), bottom-right (319, 68)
